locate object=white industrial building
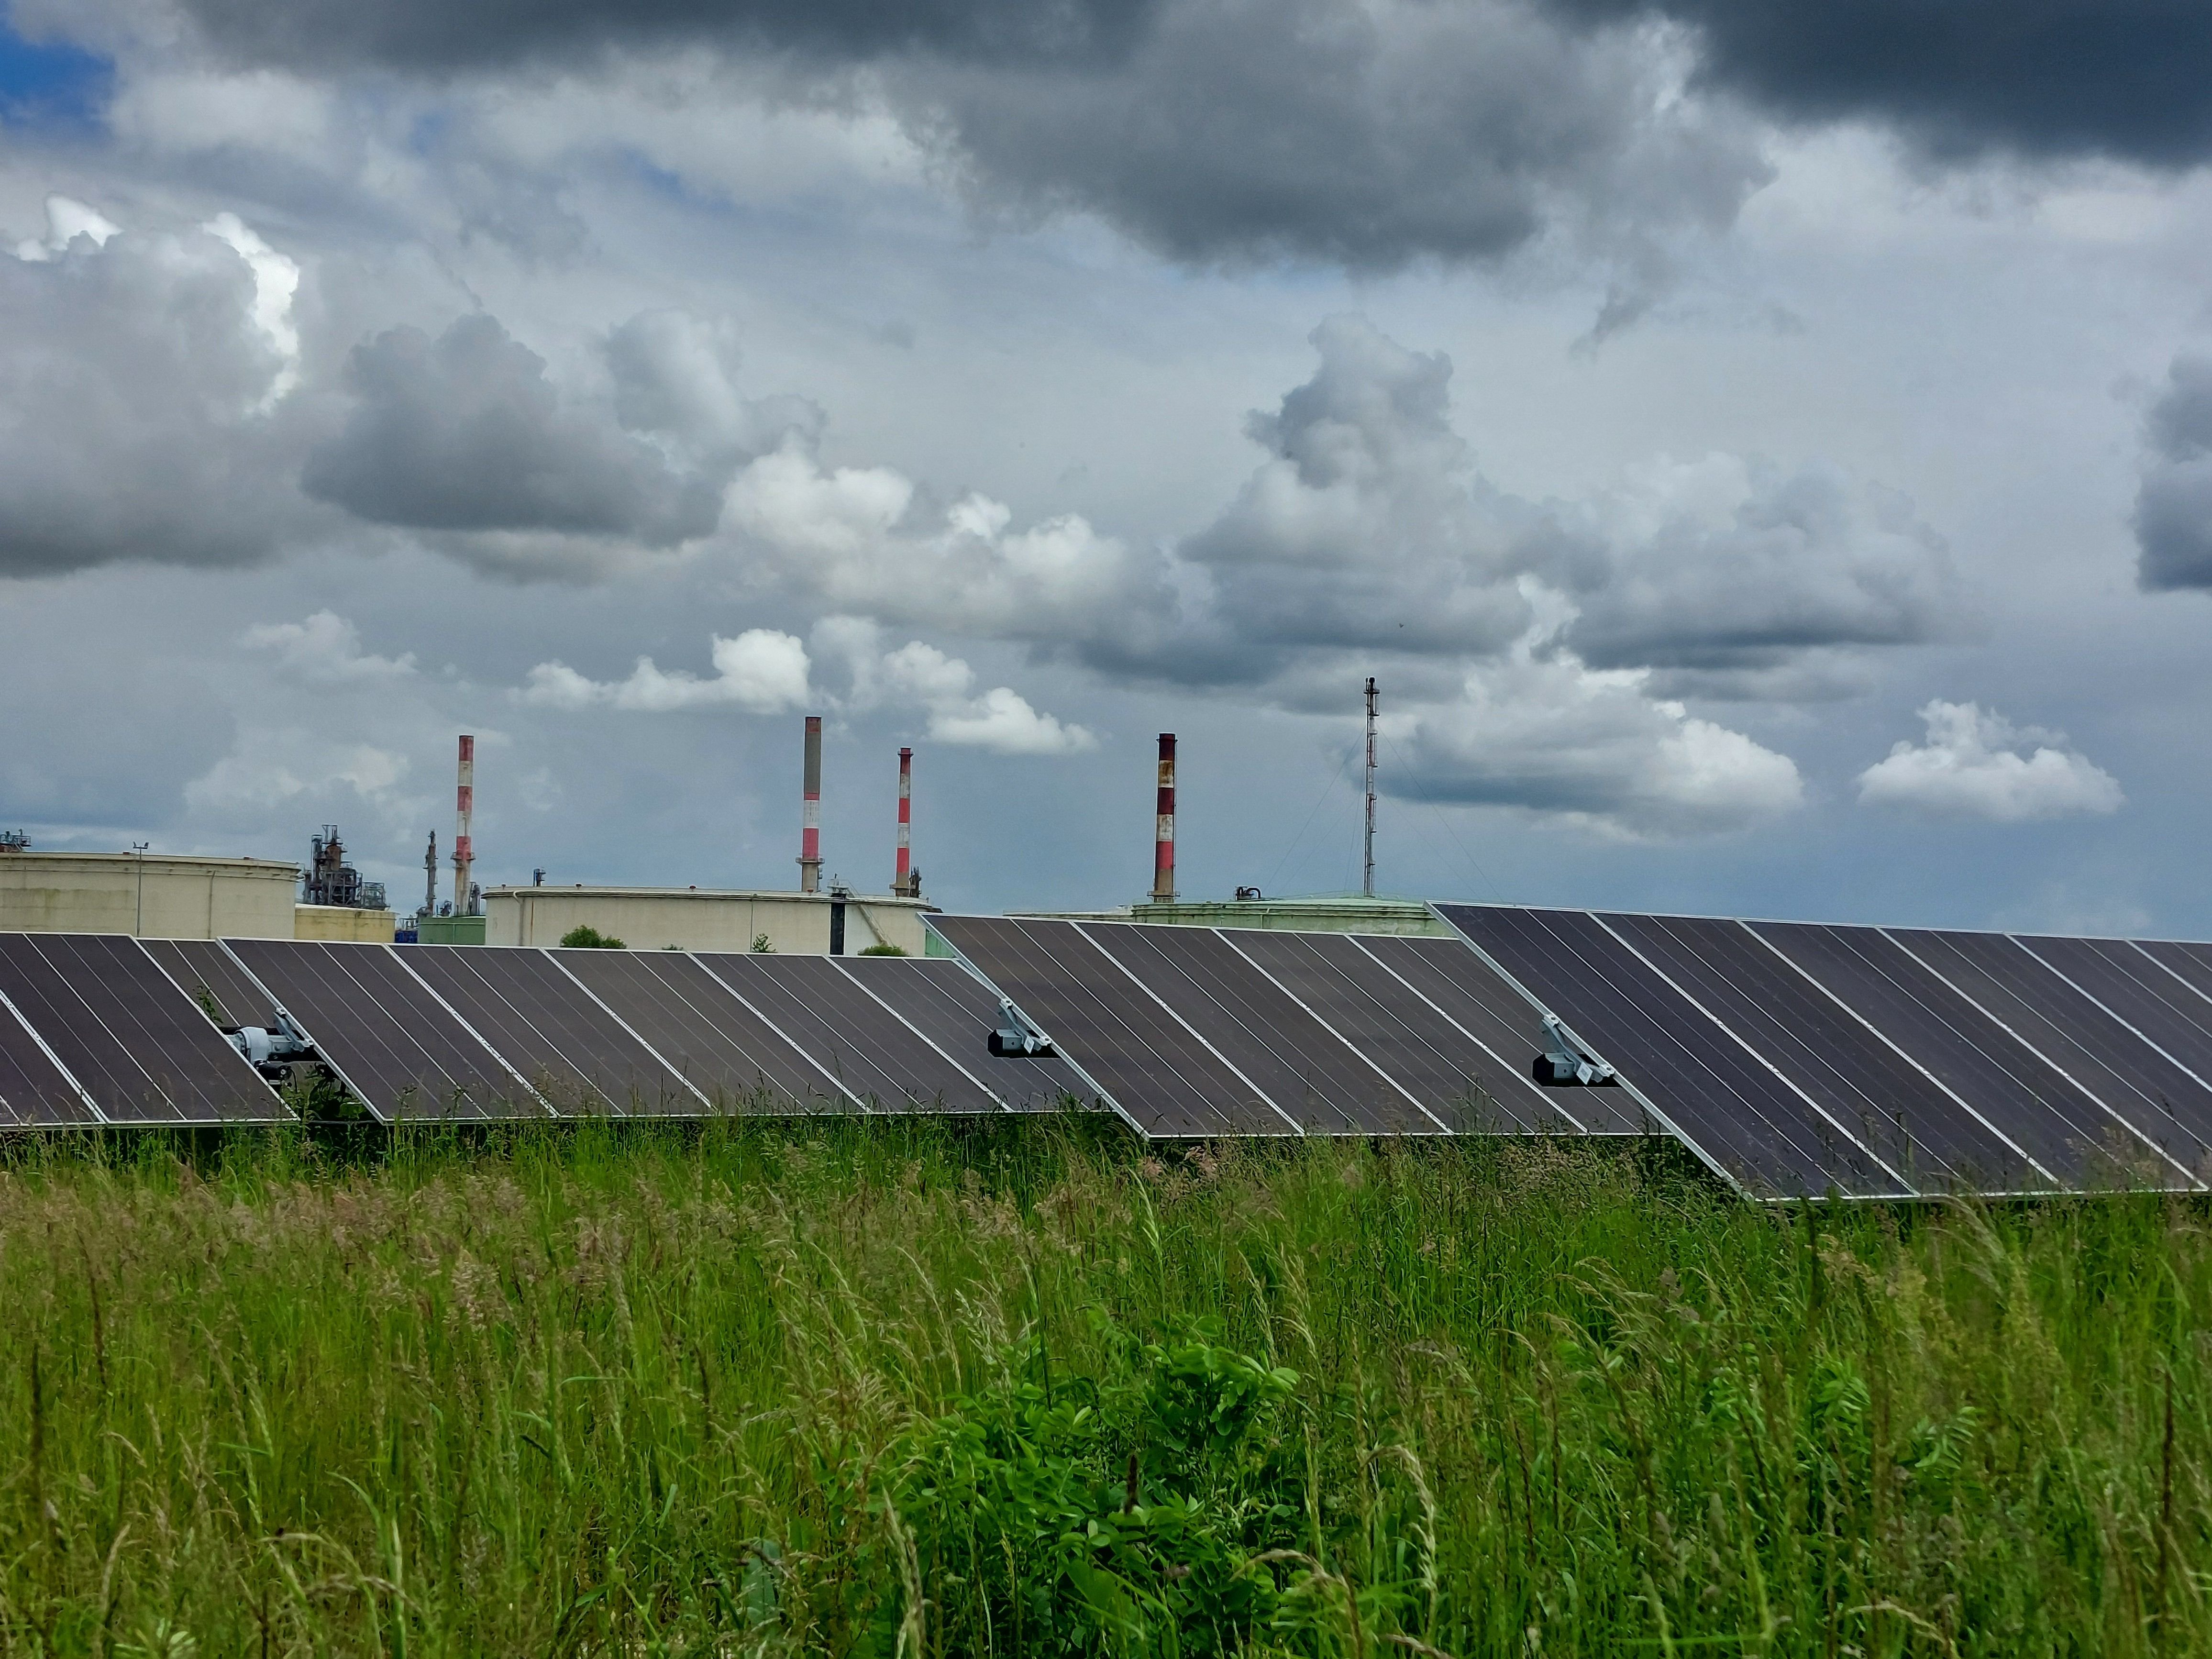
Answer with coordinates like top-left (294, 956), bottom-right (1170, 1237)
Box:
top-left (484, 885), bottom-right (937, 955)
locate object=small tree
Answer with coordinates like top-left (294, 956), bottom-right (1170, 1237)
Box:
top-left (750, 933), bottom-right (775, 953)
top-left (559, 924), bottom-right (626, 949)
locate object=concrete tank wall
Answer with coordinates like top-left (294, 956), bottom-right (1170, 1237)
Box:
top-left (295, 904), bottom-right (397, 943)
top-left (0, 852), bottom-right (298, 939)
top-left (485, 886), bottom-right (935, 956)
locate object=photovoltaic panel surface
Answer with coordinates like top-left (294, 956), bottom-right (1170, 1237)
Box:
top-left (1892, 930), bottom-right (2210, 1183)
top-left (697, 954), bottom-right (1002, 1113)
top-left (2022, 937), bottom-right (2212, 1086)
top-left (398, 945), bottom-right (694, 1115)
top-left (1079, 922), bottom-right (1431, 1134)
top-left (1354, 934), bottom-right (1639, 1134)
top-left (226, 939), bottom-right (535, 1121)
top-left (1438, 905), bottom-right (1900, 1196)
top-left (0, 984), bottom-right (94, 1125)
top-left (551, 949), bottom-right (837, 1112)
top-left (1753, 922), bottom-right (2171, 1192)
top-left (142, 938), bottom-right (277, 1030)
top-left (1222, 930), bottom-right (1532, 1132)
top-left (930, 916), bottom-right (1295, 1136)
top-left (2137, 940), bottom-right (2212, 1009)
top-left (0, 934), bottom-right (283, 1123)
top-left (834, 956), bottom-right (1093, 1112)
top-left (1597, 913), bottom-right (2013, 1192)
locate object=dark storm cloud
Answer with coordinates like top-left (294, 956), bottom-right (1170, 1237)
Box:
top-left (905, 0), bottom-right (1764, 270)
top-left (133, 0), bottom-right (1768, 273)
top-left (303, 314), bottom-right (722, 544)
top-left (0, 219), bottom-right (313, 579)
top-left (166, 0), bottom-right (1158, 75)
top-left (1555, 0), bottom-right (2212, 166)
top-left (2133, 354), bottom-right (2212, 592)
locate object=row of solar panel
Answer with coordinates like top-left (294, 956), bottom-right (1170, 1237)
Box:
top-left (928, 916), bottom-right (1639, 1139)
top-left (1436, 905), bottom-right (2212, 1198)
top-left (0, 933), bottom-right (1089, 1126)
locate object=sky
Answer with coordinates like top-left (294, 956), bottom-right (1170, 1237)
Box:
top-left (2, 0), bottom-right (2211, 934)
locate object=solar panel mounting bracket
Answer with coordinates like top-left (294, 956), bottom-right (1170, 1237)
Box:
top-left (1534, 1013), bottom-right (1619, 1087)
top-left (987, 996), bottom-right (1057, 1059)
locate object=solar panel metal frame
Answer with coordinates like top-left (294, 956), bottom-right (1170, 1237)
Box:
top-left (694, 952), bottom-right (1006, 1114)
top-left (395, 944), bottom-right (696, 1116)
top-left (0, 934), bottom-right (288, 1125)
top-left (1431, 904), bottom-right (1897, 1199)
top-left (223, 939), bottom-right (552, 1122)
top-left (1206, 930), bottom-right (1464, 1133)
top-left (546, 948), bottom-right (842, 1114)
top-left (927, 916), bottom-right (1284, 1138)
top-left (1350, 933), bottom-right (1636, 1134)
top-left (0, 975), bottom-right (102, 1125)
top-left (1880, 929), bottom-right (2204, 1187)
top-left (1748, 921), bottom-right (2151, 1194)
top-left (830, 955), bottom-right (1100, 1113)
top-left (1077, 921), bottom-right (1434, 1135)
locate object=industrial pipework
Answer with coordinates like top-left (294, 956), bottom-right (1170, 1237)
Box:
top-left (798, 716), bottom-right (823, 894)
top-left (1151, 732), bottom-right (1177, 903)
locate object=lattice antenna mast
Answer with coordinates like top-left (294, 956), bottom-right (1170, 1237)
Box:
top-left (1362, 676), bottom-right (1378, 899)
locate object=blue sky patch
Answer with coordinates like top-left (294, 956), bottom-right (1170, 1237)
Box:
top-left (0, 11), bottom-right (112, 128)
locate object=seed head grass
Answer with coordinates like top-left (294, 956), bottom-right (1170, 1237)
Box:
top-left (0, 1120), bottom-right (2204, 1654)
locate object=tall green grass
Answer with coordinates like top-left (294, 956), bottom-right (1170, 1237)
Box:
top-left (0, 1120), bottom-right (2204, 1655)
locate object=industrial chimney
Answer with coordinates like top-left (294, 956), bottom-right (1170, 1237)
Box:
top-left (451, 736), bottom-right (475, 916)
top-left (798, 716), bottom-right (823, 895)
top-left (1151, 733), bottom-right (1177, 903)
top-left (893, 746), bottom-right (919, 897)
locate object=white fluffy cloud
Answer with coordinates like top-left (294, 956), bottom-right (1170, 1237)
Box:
top-left (1856, 701), bottom-right (2124, 822)
top-left (723, 446), bottom-right (1177, 655)
top-left (242, 610), bottom-right (416, 682)
top-left (519, 628), bottom-right (813, 714)
top-left (819, 618), bottom-right (1096, 755)
top-left (1392, 653), bottom-right (1804, 838)
top-left (517, 618), bottom-right (1093, 756)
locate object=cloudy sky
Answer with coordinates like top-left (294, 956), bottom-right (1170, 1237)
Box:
top-left (2, 0), bottom-right (2210, 933)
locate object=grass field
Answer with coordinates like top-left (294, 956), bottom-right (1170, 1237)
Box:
top-left (0, 1118), bottom-right (2204, 1656)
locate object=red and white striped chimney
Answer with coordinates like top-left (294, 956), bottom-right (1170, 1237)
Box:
top-left (1151, 732), bottom-right (1176, 903)
top-left (894, 746), bottom-right (914, 896)
top-left (798, 715), bottom-right (823, 894)
top-left (452, 734), bottom-right (475, 915)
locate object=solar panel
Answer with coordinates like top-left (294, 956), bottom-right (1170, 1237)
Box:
top-left (226, 939), bottom-right (539, 1121)
top-left (398, 945), bottom-right (697, 1115)
top-left (697, 954), bottom-right (1004, 1113)
top-left (550, 949), bottom-right (841, 1113)
top-left (929, 916), bottom-right (1296, 1136)
top-left (1597, 913), bottom-right (2021, 1191)
top-left (142, 938), bottom-right (277, 1030)
top-left (1078, 923), bottom-right (1435, 1134)
top-left (833, 956), bottom-right (1095, 1112)
top-left (1891, 929), bottom-right (2210, 1182)
top-left (0, 934), bottom-right (285, 1124)
top-left (2136, 940), bottom-right (2212, 1008)
top-left (0, 978), bottom-right (99, 1126)
top-left (1353, 934), bottom-right (1640, 1133)
top-left (1195, 930), bottom-right (1515, 1131)
top-left (1752, 922), bottom-right (2179, 1192)
top-left (2022, 937), bottom-right (2212, 1086)
top-left (1437, 906), bottom-right (1902, 1197)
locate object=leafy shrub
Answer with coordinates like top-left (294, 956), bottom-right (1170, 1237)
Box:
top-left (558, 924), bottom-right (625, 948)
top-left (859, 943), bottom-right (907, 956)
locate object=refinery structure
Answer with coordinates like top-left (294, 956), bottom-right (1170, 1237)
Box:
top-left (0, 703), bottom-right (1398, 955)
top-left (0, 687), bottom-right (1410, 951)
